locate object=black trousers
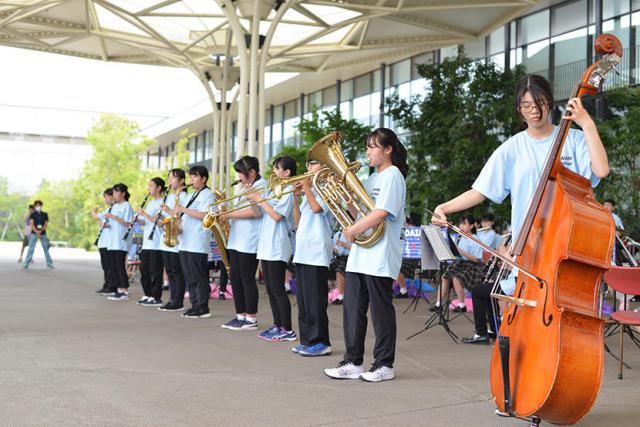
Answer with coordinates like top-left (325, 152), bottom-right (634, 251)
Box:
top-left (471, 282), bottom-right (493, 336)
top-left (262, 260), bottom-right (291, 330)
top-left (140, 249), bottom-right (164, 300)
top-left (343, 272), bottom-right (396, 368)
top-left (107, 250), bottom-right (129, 289)
top-left (162, 251), bottom-right (185, 305)
top-left (218, 261), bottom-right (228, 293)
top-left (99, 248), bottom-right (115, 292)
top-left (228, 250), bottom-right (259, 314)
top-left (180, 251), bottom-right (210, 310)
top-left (296, 264), bottom-right (330, 346)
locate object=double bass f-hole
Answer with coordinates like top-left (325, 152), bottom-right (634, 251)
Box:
top-left (505, 280), bottom-right (553, 327)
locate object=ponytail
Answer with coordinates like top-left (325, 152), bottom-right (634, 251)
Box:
top-left (112, 183), bottom-right (130, 201)
top-left (365, 128), bottom-right (409, 178)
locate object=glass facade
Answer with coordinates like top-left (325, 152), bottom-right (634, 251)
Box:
top-left (150, 0), bottom-right (640, 168)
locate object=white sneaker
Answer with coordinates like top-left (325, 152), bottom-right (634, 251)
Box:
top-left (324, 362), bottom-right (363, 379)
top-left (359, 366), bottom-right (395, 382)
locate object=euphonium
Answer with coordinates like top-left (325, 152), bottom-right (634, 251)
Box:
top-left (162, 186), bottom-right (184, 247)
top-left (305, 131), bottom-right (384, 248)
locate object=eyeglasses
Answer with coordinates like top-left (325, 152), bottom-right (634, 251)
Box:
top-left (519, 103), bottom-right (547, 113)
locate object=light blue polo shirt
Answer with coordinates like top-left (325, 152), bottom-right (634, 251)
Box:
top-left (346, 165), bottom-right (406, 279)
top-left (256, 187), bottom-right (295, 262)
top-left (612, 212), bottom-right (624, 230)
top-left (159, 191), bottom-right (189, 253)
top-left (477, 228), bottom-right (501, 250)
top-left (97, 208), bottom-right (110, 249)
top-left (293, 189), bottom-right (334, 267)
top-left (472, 127), bottom-right (598, 242)
top-left (106, 201), bottom-right (133, 252)
top-left (227, 177), bottom-right (267, 254)
top-left (333, 230), bottom-right (351, 257)
top-left (141, 198), bottom-right (163, 251)
top-left (457, 235), bottom-right (483, 261)
top-left (178, 187), bottom-right (214, 254)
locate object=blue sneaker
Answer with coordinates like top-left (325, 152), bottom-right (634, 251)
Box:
top-left (258, 325), bottom-right (280, 341)
top-left (221, 318), bottom-right (241, 330)
top-left (107, 291), bottom-right (130, 301)
top-left (299, 343), bottom-right (332, 357)
top-left (292, 345), bottom-right (307, 354)
top-left (272, 328), bottom-right (297, 342)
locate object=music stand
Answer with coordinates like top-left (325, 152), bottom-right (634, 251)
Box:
top-left (406, 226), bottom-right (460, 343)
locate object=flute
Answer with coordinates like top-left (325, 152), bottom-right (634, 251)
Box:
top-left (123, 192), bottom-right (151, 240)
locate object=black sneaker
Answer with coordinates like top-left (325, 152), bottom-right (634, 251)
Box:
top-left (157, 302), bottom-right (184, 312)
top-left (331, 298), bottom-right (344, 305)
top-left (181, 307), bottom-right (197, 317)
top-left (198, 307), bottom-right (212, 319)
top-left (429, 304), bottom-right (442, 312)
top-left (96, 287), bottom-right (108, 294)
top-left (218, 292), bottom-right (226, 300)
top-left (451, 305), bottom-right (467, 313)
top-left (395, 292), bottom-right (408, 299)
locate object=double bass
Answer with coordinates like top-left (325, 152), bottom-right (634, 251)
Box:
top-left (488, 34), bottom-right (622, 425)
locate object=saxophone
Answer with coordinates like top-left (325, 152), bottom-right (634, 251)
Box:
top-left (162, 187), bottom-right (183, 247)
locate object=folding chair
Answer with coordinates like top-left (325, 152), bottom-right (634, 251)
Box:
top-left (604, 266), bottom-right (640, 379)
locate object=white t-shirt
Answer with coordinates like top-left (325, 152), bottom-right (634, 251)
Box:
top-left (346, 165), bottom-right (406, 279)
top-left (293, 189), bottom-right (334, 267)
top-left (178, 187), bottom-right (215, 254)
top-left (106, 201), bottom-right (133, 252)
top-left (472, 127), bottom-right (599, 242)
top-left (141, 198), bottom-right (163, 251)
top-left (227, 177), bottom-right (267, 254)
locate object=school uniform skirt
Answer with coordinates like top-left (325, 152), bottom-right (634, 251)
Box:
top-left (442, 260), bottom-right (485, 289)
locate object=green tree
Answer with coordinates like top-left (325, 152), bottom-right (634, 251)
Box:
top-left (268, 106), bottom-right (373, 176)
top-left (386, 55), bottom-right (525, 227)
top-left (0, 177), bottom-right (29, 241)
top-left (597, 87), bottom-right (640, 238)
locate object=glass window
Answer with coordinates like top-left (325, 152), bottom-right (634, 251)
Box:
top-left (521, 39), bottom-right (549, 73)
top-left (391, 59), bottom-right (411, 85)
top-left (272, 118), bottom-right (282, 153)
top-left (490, 53), bottom-right (505, 71)
top-left (308, 91), bottom-right (322, 110)
top-left (353, 94), bottom-right (371, 125)
top-left (604, 0), bottom-right (631, 19)
top-left (194, 134), bottom-right (200, 162)
top-left (284, 100), bottom-right (297, 120)
top-left (489, 26), bottom-right (505, 55)
top-left (463, 38), bottom-right (486, 59)
top-left (340, 79), bottom-right (353, 100)
top-left (552, 0), bottom-right (587, 36)
top-left (372, 69), bottom-right (382, 92)
top-left (603, 15), bottom-right (631, 47)
top-left (440, 45), bottom-right (458, 60)
top-left (323, 85), bottom-right (337, 107)
top-left (283, 117), bottom-right (299, 146)
top-left (398, 81), bottom-right (411, 101)
top-left (189, 137), bottom-right (196, 164)
top-left (205, 130), bottom-right (212, 160)
top-left (634, 0), bottom-right (640, 12)
top-left (510, 21), bottom-right (517, 49)
top-left (370, 91), bottom-right (381, 127)
top-left (354, 73), bottom-right (371, 98)
top-left (519, 10), bottom-right (550, 45)
top-left (412, 52), bottom-right (434, 79)
top-left (339, 100), bottom-right (351, 120)
top-left (410, 78), bottom-right (427, 98)
top-left (273, 104), bottom-right (283, 123)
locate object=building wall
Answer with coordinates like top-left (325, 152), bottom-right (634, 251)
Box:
top-left (150, 0), bottom-right (640, 170)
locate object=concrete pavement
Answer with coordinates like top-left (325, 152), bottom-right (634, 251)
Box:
top-left (0, 242), bottom-right (638, 426)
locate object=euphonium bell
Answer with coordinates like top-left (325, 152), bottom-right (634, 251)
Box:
top-left (305, 132), bottom-right (384, 248)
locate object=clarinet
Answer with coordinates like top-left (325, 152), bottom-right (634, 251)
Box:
top-left (94, 203), bottom-right (114, 246)
top-left (148, 188), bottom-right (169, 241)
top-left (123, 193), bottom-right (151, 240)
